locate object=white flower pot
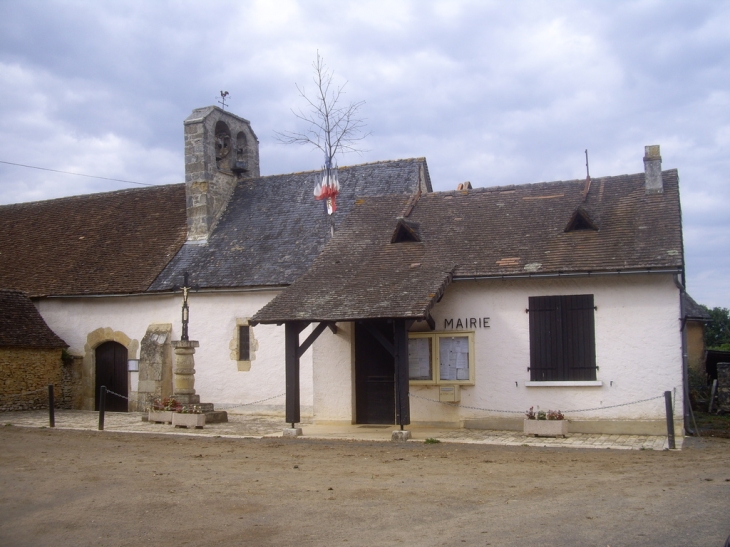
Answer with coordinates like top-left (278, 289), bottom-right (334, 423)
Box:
top-left (172, 413), bottom-right (206, 429)
top-left (523, 419), bottom-right (568, 437)
top-left (148, 410), bottom-right (174, 424)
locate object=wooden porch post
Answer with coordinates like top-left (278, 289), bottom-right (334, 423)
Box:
top-left (285, 321), bottom-right (306, 426)
top-left (393, 319), bottom-right (411, 427)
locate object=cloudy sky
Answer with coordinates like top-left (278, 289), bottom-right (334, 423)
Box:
top-left (1, 1), bottom-right (728, 307)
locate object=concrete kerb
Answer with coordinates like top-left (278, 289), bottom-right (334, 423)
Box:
top-left (0, 410), bottom-right (682, 451)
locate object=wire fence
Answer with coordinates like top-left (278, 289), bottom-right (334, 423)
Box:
top-left (408, 389), bottom-right (678, 415)
top-left (211, 393), bottom-right (286, 411)
top-left (3, 387), bottom-right (678, 416)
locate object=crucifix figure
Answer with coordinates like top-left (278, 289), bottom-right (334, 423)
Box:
top-left (173, 272), bottom-right (198, 341)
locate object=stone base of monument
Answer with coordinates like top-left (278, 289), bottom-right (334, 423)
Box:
top-left (176, 402), bottom-right (228, 424)
top-left (391, 430), bottom-right (411, 442)
top-left (205, 410), bottom-right (229, 423)
top-left (283, 427), bottom-right (303, 437)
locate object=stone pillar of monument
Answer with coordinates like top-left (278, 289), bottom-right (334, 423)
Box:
top-left (172, 340), bottom-right (201, 405)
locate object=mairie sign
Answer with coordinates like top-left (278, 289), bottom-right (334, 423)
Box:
top-left (444, 317), bottom-right (490, 329)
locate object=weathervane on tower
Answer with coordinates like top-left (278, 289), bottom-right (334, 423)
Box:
top-left (218, 91), bottom-right (229, 110)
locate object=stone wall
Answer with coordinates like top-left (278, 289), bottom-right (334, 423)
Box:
top-left (0, 347), bottom-right (69, 411)
top-left (134, 323), bottom-right (173, 411)
top-left (717, 363), bottom-right (730, 412)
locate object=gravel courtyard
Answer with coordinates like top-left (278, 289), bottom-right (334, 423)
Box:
top-left (0, 425), bottom-right (728, 547)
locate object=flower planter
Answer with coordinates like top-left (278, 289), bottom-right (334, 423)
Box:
top-left (148, 410), bottom-right (174, 424)
top-left (172, 413), bottom-right (206, 429)
top-left (523, 419), bottom-right (568, 437)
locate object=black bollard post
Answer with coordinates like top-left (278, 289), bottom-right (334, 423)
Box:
top-left (664, 390), bottom-right (675, 449)
top-left (48, 384), bottom-right (55, 428)
top-left (98, 386), bottom-right (107, 431)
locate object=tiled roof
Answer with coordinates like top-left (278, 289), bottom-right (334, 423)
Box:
top-left (150, 158), bottom-right (431, 290)
top-left (253, 170), bottom-right (684, 323)
top-left (683, 293), bottom-right (710, 321)
top-left (0, 290), bottom-right (67, 348)
top-left (0, 185), bottom-right (187, 297)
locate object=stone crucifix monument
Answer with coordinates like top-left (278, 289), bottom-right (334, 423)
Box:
top-left (172, 272), bottom-right (227, 422)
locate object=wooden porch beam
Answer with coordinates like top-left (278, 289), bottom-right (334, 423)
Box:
top-left (425, 314), bottom-right (436, 331)
top-left (361, 321), bottom-right (394, 356)
top-left (297, 321), bottom-right (330, 359)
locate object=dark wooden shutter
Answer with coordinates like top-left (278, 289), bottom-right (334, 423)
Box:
top-left (529, 296), bottom-right (561, 381)
top-left (529, 294), bottom-right (596, 381)
top-left (239, 325), bottom-right (250, 361)
top-left (562, 294), bottom-right (596, 380)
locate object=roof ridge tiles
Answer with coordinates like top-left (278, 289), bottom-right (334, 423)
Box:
top-left (0, 183), bottom-right (185, 208)
top-left (423, 168), bottom-right (677, 198)
top-left (252, 157), bottom-right (427, 181)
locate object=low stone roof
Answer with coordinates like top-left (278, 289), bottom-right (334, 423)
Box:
top-left (253, 170), bottom-right (684, 323)
top-left (150, 158), bottom-right (431, 290)
top-left (0, 290), bottom-right (67, 348)
top-left (0, 185), bottom-right (187, 297)
top-left (683, 293), bottom-right (711, 321)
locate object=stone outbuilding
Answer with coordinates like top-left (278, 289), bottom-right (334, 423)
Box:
top-left (0, 289), bottom-right (69, 410)
top-left (682, 293), bottom-right (711, 377)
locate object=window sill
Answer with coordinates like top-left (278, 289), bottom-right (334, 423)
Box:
top-left (409, 381), bottom-right (475, 386)
top-left (525, 381), bottom-right (603, 387)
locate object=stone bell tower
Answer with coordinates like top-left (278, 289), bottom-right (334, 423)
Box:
top-left (184, 106), bottom-right (260, 241)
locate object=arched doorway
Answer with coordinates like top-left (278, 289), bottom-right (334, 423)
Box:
top-left (95, 341), bottom-right (128, 412)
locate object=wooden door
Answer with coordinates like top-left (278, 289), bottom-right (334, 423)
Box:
top-left (95, 341), bottom-right (128, 412)
top-left (355, 321), bottom-right (395, 424)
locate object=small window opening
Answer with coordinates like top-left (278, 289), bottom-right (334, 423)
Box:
top-left (238, 325), bottom-right (250, 361)
top-left (214, 121), bottom-right (231, 168)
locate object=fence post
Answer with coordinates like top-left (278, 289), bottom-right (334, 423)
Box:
top-left (48, 384), bottom-right (55, 428)
top-left (708, 379), bottom-right (718, 413)
top-left (98, 386), bottom-right (106, 431)
top-left (664, 390), bottom-right (675, 449)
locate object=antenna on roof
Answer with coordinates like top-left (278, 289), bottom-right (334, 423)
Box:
top-left (218, 91), bottom-right (229, 110)
top-left (582, 149), bottom-right (592, 201)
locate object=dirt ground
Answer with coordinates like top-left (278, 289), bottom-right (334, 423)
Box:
top-left (0, 426), bottom-right (728, 547)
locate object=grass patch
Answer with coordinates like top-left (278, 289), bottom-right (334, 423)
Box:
top-left (424, 438), bottom-right (441, 444)
top-left (693, 411), bottom-right (730, 438)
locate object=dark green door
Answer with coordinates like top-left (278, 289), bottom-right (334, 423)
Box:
top-left (355, 321), bottom-right (395, 424)
top-left (95, 341), bottom-right (128, 412)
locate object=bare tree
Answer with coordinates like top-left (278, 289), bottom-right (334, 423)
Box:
top-left (274, 52), bottom-right (369, 168)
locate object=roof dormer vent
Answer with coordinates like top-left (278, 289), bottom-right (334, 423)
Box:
top-left (565, 207), bottom-right (598, 232)
top-left (391, 217), bottom-right (421, 243)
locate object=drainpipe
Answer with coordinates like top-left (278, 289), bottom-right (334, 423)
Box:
top-left (674, 273), bottom-right (693, 435)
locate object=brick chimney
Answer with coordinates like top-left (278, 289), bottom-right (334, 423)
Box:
top-left (184, 106), bottom-right (260, 241)
top-left (643, 145), bottom-right (663, 194)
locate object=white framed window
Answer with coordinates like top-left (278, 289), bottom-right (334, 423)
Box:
top-left (408, 331), bottom-right (475, 385)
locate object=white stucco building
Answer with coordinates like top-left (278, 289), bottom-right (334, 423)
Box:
top-left (254, 147), bottom-right (688, 436)
top-left (0, 107), bottom-right (691, 435)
